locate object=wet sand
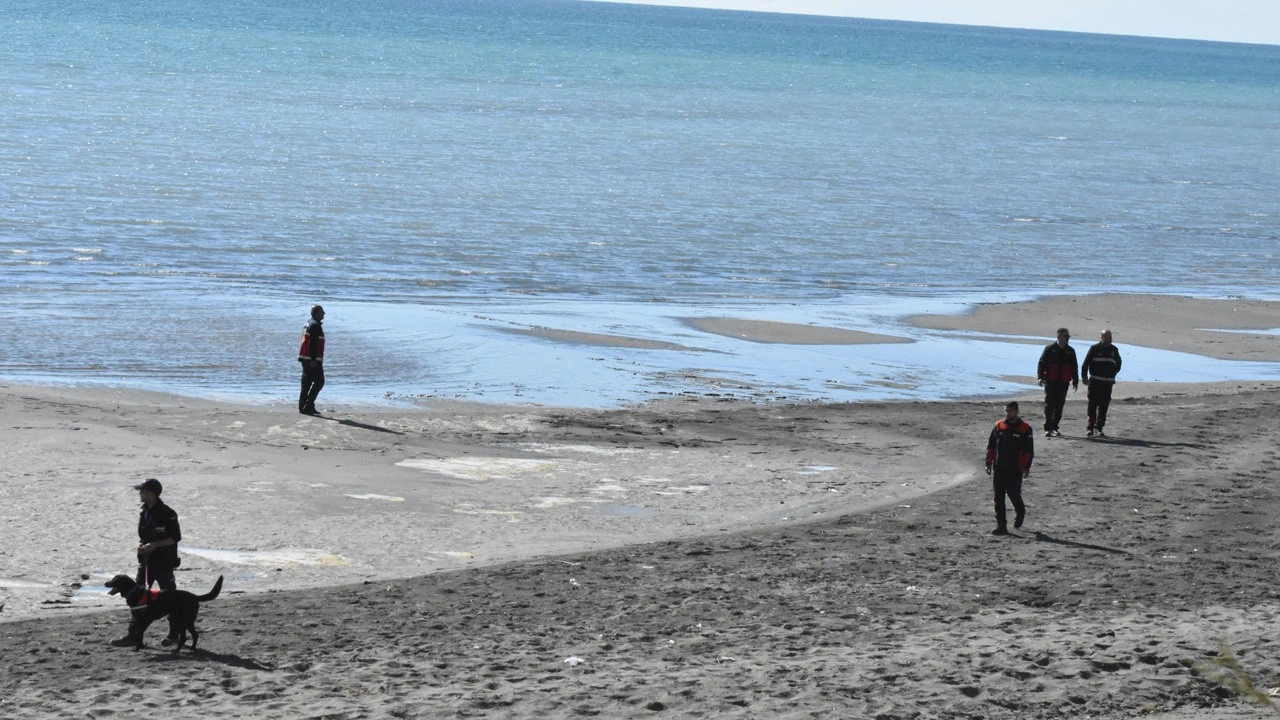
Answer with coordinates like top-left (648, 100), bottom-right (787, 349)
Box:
top-left (904, 293), bottom-right (1280, 361)
top-left (682, 317), bottom-right (912, 345)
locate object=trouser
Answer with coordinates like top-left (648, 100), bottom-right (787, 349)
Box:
top-left (136, 555), bottom-right (177, 591)
top-left (992, 466), bottom-right (1025, 530)
top-left (1087, 381), bottom-right (1114, 429)
top-left (300, 361), bottom-right (324, 410)
top-left (1043, 382), bottom-right (1070, 432)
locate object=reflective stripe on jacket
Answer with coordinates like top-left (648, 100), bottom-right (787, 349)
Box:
top-left (1082, 343), bottom-right (1121, 383)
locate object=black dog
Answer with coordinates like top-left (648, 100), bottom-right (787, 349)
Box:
top-left (105, 574), bottom-right (224, 651)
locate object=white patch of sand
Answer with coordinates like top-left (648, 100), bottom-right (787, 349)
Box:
top-left (182, 547), bottom-right (351, 568)
top-left (451, 505), bottom-right (523, 522)
top-left (517, 443), bottom-right (639, 456)
top-left (0, 578), bottom-right (51, 589)
top-left (397, 457), bottom-right (564, 480)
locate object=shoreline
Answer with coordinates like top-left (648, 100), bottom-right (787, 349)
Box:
top-left (2, 293), bottom-right (1278, 410)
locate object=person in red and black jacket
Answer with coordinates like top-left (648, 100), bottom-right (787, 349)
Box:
top-left (985, 401), bottom-right (1034, 536)
top-left (1037, 327), bottom-right (1079, 437)
top-left (298, 304), bottom-right (325, 415)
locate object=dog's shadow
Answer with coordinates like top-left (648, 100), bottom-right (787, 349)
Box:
top-left (145, 648), bottom-right (274, 671)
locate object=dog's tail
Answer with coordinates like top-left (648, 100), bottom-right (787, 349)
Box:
top-left (197, 575), bottom-right (224, 602)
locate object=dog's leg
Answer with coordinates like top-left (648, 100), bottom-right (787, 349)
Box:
top-left (163, 614), bottom-right (183, 648)
top-left (132, 616), bottom-right (155, 650)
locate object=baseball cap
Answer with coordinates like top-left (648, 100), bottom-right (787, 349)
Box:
top-left (133, 478), bottom-right (163, 495)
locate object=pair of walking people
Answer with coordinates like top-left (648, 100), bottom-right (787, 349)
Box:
top-left (986, 329), bottom-right (1124, 535)
top-left (1036, 328), bottom-right (1122, 437)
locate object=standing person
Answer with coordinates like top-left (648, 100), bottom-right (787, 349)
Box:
top-left (1081, 329), bottom-right (1122, 437)
top-left (298, 304), bottom-right (325, 415)
top-left (111, 477), bottom-right (182, 647)
top-left (985, 401), bottom-right (1034, 536)
top-left (1037, 327), bottom-right (1078, 437)
top-left (133, 478), bottom-right (181, 591)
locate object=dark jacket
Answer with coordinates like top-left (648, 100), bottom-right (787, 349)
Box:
top-left (1038, 343), bottom-right (1079, 384)
top-left (1082, 342), bottom-right (1122, 384)
top-left (138, 499), bottom-right (181, 567)
top-left (298, 319), bottom-right (325, 362)
top-left (986, 418), bottom-right (1034, 472)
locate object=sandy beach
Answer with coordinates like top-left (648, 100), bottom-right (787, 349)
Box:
top-left (2, 294), bottom-right (1278, 719)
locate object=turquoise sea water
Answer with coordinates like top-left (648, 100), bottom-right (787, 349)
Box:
top-left (2, 0), bottom-right (1279, 406)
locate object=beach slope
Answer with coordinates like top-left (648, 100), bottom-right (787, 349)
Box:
top-left (1, 382), bottom-right (1278, 718)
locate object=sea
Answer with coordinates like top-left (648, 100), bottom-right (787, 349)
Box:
top-left (3, 0), bottom-right (1279, 408)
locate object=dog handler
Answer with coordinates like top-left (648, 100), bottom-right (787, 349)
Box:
top-left (133, 478), bottom-right (181, 591)
top-left (111, 478), bottom-right (182, 646)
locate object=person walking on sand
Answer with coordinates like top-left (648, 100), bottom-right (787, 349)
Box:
top-left (1081, 329), bottom-right (1122, 437)
top-left (298, 304), bottom-right (325, 415)
top-left (1037, 327), bottom-right (1078, 437)
top-left (985, 401), bottom-right (1033, 536)
top-left (110, 477), bottom-right (182, 646)
top-left (132, 478), bottom-right (182, 591)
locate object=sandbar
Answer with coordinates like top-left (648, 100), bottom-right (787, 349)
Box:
top-left (498, 325), bottom-right (708, 351)
top-left (684, 316), bottom-right (912, 345)
top-left (905, 293), bottom-right (1280, 361)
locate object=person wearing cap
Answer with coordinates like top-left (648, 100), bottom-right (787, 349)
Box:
top-left (1036, 327), bottom-right (1078, 437)
top-left (298, 304), bottom-right (326, 415)
top-left (110, 478), bottom-right (182, 647)
top-left (133, 478), bottom-right (181, 591)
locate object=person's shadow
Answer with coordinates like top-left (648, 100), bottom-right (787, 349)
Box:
top-left (1033, 531), bottom-right (1129, 555)
top-left (1073, 435), bottom-right (1204, 449)
top-left (145, 648), bottom-right (274, 670)
top-left (315, 415), bottom-right (405, 435)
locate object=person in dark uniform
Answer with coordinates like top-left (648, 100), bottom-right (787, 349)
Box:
top-left (298, 304), bottom-right (325, 415)
top-left (1036, 327), bottom-right (1078, 437)
top-left (985, 401), bottom-right (1034, 536)
top-left (1081, 329), bottom-right (1122, 437)
top-left (112, 477), bottom-right (181, 646)
top-left (134, 477), bottom-right (181, 590)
